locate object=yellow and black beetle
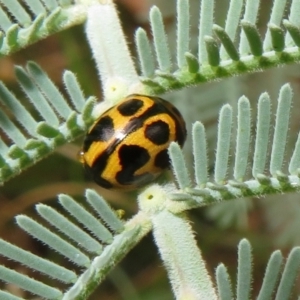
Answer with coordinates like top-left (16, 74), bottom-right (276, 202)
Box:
top-left (80, 94), bottom-right (187, 190)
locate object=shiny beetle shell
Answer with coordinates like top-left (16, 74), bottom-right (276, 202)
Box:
top-left (80, 94), bottom-right (187, 190)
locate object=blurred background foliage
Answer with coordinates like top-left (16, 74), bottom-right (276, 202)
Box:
top-left (1, 0), bottom-right (300, 299)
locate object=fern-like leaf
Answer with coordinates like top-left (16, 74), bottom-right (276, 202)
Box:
top-left (168, 83), bottom-right (300, 207)
top-left (1, 190), bottom-right (299, 299)
top-left (0, 189), bottom-right (149, 299)
top-left (0, 0), bottom-right (87, 56)
top-left (216, 239), bottom-right (300, 299)
top-left (135, 0), bottom-right (300, 95)
top-left (0, 62), bottom-right (96, 184)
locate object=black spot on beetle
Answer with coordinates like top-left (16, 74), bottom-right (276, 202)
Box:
top-left (83, 116), bottom-right (114, 151)
top-left (116, 144), bottom-right (150, 185)
top-left (154, 149), bottom-right (170, 169)
top-left (118, 99), bottom-right (144, 116)
top-left (96, 116), bottom-right (115, 141)
top-left (155, 98), bottom-right (187, 147)
top-left (145, 120), bottom-right (170, 145)
top-left (118, 144), bottom-right (150, 169)
top-left (84, 153), bottom-right (113, 189)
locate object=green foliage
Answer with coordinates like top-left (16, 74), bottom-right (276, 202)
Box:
top-left (0, 0), bottom-right (87, 56)
top-left (0, 189), bottom-right (143, 299)
top-left (0, 61), bottom-right (96, 184)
